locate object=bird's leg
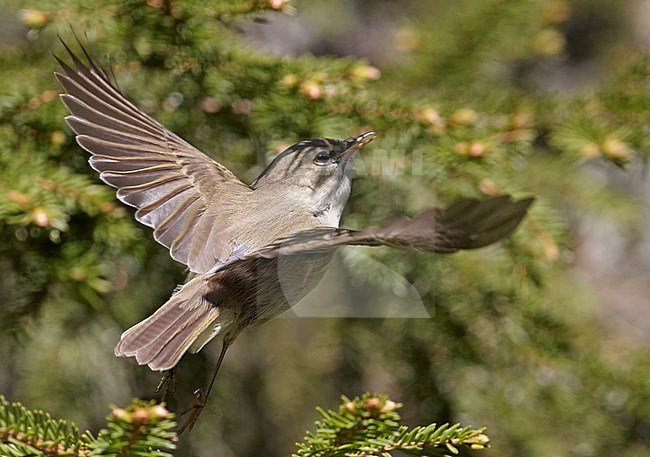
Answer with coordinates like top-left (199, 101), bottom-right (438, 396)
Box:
top-left (156, 366), bottom-right (177, 401)
top-left (177, 340), bottom-right (231, 434)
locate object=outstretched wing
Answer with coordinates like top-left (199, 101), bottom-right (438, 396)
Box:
top-left (54, 40), bottom-right (252, 274)
top-left (221, 195), bottom-right (533, 265)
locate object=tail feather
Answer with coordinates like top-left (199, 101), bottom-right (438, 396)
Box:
top-left (114, 278), bottom-right (220, 371)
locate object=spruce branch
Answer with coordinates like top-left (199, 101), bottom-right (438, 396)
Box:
top-left (86, 400), bottom-right (176, 457)
top-left (294, 393), bottom-right (489, 457)
top-left (0, 395), bottom-right (86, 457)
top-left (0, 396), bottom-right (176, 457)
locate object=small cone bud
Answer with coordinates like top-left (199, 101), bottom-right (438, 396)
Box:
top-left (580, 142), bottom-right (600, 158)
top-left (300, 80), bottom-right (321, 99)
top-left (132, 406), bottom-right (150, 424)
top-left (32, 208), bottom-right (50, 227)
top-left (51, 131), bottom-right (66, 145)
top-left (449, 108), bottom-right (477, 126)
top-left (468, 141), bottom-right (487, 157)
top-left (351, 64), bottom-right (381, 81)
top-left (112, 408), bottom-right (131, 422)
top-left (601, 136), bottom-right (629, 159)
top-left (20, 9), bottom-right (50, 28)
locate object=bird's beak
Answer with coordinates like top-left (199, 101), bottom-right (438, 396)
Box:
top-left (339, 132), bottom-right (377, 162)
top-left (342, 131), bottom-right (376, 157)
top-left (332, 131), bottom-right (376, 164)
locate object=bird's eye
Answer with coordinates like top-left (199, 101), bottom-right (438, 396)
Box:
top-left (313, 152), bottom-right (330, 165)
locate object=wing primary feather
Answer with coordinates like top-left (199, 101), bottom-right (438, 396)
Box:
top-left (57, 35), bottom-right (161, 131)
top-left (65, 115), bottom-right (159, 147)
top-left (77, 135), bottom-right (175, 158)
top-left (56, 74), bottom-right (163, 137)
top-left (61, 97), bottom-right (167, 145)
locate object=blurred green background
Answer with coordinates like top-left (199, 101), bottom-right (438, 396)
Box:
top-left (0, 0), bottom-right (648, 456)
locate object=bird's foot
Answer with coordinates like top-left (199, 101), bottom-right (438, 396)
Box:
top-left (176, 388), bottom-right (208, 435)
top-left (156, 367), bottom-right (177, 401)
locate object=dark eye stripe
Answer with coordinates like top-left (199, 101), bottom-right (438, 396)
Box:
top-left (252, 138), bottom-right (344, 186)
top-left (285, 147), bottom-right (314, 176)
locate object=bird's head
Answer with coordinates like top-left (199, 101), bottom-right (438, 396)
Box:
top-left (253, 131), bottom-right (375, 225)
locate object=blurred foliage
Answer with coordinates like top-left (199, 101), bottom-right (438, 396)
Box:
top-left (0, 0), bottom-right (648, 456)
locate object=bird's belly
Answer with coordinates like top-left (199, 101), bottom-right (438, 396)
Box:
top-left (206, 250), bottom-right (335, 327)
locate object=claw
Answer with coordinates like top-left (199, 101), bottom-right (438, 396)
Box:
top-left (177, 389), bottom-right (207, 434)
top-left (174, 339), bottom-right (232, 435)
top-left (156, 367), bottom-right (177, 401)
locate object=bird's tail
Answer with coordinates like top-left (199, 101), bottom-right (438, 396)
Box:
top-left (114, 276), bottom-right (221, 371)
